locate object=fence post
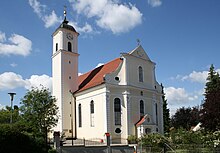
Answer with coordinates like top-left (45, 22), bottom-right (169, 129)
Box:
top-left (83, 138), bottom-right (85, 146)
top-left (105, 133), bottom-right (111, 153)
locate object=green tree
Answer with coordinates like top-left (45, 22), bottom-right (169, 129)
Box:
top-left (20, 87), bottom-right (59, 150)
top-left (171, 107), bottom-right (191, 130)
top-left (0, 124), bottom-right (46, 153)
top-left (0, 105), bottom-right (20, 124)
top-left (0, 107), bottom-right (10, 123)
top-left (161, 84), bottom-right (170, 133)
top-left (171, 107), bottom-right (199, 130)
top-left (201, 64), bottom-right (220, 131)
top-left (189, 106), bottom-right (200, 127)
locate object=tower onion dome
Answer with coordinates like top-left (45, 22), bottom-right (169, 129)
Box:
top-left (54, 7), bottom-right (77, 33)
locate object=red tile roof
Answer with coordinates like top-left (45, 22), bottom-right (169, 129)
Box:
top-left (77, 58), bottom-right (122, 93)
top-left (135, 114), bottom-right (149, 126)
top-left (135, 116), bottom-right (146, 126)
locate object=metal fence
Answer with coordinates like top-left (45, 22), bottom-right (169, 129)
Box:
top-left (62, 137), bottom-right (129, 146)
top-left (137, 144), bottom-right (220, 153)
top-left (63, 138), bottom-right (107, 146)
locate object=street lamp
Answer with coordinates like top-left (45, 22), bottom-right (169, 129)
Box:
top-left (8, 92), bottom-right (16, 123)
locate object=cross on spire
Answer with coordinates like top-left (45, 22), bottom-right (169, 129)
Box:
top-left (63, 5), bottom-right (68, 24)
top-left (137, 39), bottom-right (141, 46)
top-left (64, 5), bottom-right (67, 17)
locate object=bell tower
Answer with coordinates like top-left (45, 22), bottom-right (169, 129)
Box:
top-left (52, 7), bottom-right (79, 137)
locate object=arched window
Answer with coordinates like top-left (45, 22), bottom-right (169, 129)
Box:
top-left (90, 101), bottom-right (94, 127)
top-left (90, 101), bottom-right (94, 114)
top-left (155, 103), bottom-right (158, 125)
top-left (139, 66), bottom-right (143, 82)
top-left (78, 104), bottom-right (82, 127)
top-left (140, 100), bottom-right (144, 118)
top-left (56, 43), bottom-right (58, 51)
top-left (68, 42), bottom-right (72, 52)
top-left (114, 98), bottom-right (121, 125)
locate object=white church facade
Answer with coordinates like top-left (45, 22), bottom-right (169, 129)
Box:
top-left (52, 12), bottom-right (164, 143)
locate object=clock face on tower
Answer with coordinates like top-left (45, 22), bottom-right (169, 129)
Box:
top-left (67, 33), bottom-right (73, 40)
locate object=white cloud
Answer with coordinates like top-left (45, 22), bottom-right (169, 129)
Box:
top-left (95, 63), bottom-right (104, 68)
top-left (69, 21), bottom-right (94, 34)
top-left (28, 0), bottom-right (61, 28)
top-left (164, 87), bottom-right (198, 105)
top-left (28, 0), bottom-right (46, 17)
top-left (28, 0), bottom-right (93, 34)
top-left (10, 63), bottom-right (17, 67)
top-left (71, 0), bottom-right (142, 34)
top-left (0, 31), bottom-right (6, 42)
top-left (25, 74), bottom-right (52, 91)
top-left (0, 72), bottom-right (52, 91)
top-left (78, 73), bottom-right (83, 76)
top-left (71, 0), bottom-right (108, 17)
top-left (0, 72), bottom-right (27, 90)
top-left (97, 4), bottom-right (142, 34)
top-left (0, 33), bottom-right (32, 56)
top-left (148, 0), bottom-right (162, 7)
top-left (168, 67), bottom-right (220, 115)
top-left (0, 104), bottom-right (5, 110)
top-left (174, 68), bottom-right (220, 84)
top-left (164, 86), bottom-right (200, 115)
top-left (43, 10), bottom-right (62, 28)
top-left (181, 71), bottom-right (208, 84)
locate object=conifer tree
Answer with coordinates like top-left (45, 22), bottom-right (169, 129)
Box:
top-left (201, 64), bottom-right (220, 131)
top-left (161, 84), bottom-right (170, 133)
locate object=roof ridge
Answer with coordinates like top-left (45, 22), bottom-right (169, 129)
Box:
top-left (77, 58), bottom-right (122, 93)
top-left (79, 57), bottom-right (121, 77)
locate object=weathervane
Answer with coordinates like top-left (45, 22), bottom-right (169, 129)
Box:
top-left (137, 39), bottom-right (141, 46)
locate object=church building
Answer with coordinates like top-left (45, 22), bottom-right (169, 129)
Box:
top-left (52, 10), bottom-right (164, 143)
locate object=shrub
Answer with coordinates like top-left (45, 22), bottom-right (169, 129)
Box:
top-left (127, 135), bottom-right (137, 144)
top-left (0, 124), bottom-right (47, 153)
top-left (170, 128), bottom-right (203, 144)
top-left (140, 133), bottom-right (170, 148)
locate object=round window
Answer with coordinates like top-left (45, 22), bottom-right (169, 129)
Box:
top-left (115, 128), bottom-right (121, 134)
top-left (145, 128), bottom-right (151, 134)
top-left (115, 77), bottom-right (120, 81)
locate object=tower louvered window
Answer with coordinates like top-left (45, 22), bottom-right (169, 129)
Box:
top-left (56, 43), bottom-right (58, 51)
top-left (68, 42), bottom-right (72, 52)
top-left (139, 66), bottom-right (143, 82)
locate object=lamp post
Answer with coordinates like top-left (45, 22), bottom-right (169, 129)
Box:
top-left (8, 92), bottom-right (16, 123)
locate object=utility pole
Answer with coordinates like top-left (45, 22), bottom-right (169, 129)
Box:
top-left (8, 92), bottom-right (16, 124)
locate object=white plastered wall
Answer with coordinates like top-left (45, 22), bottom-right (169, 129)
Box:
top-left (75, 86), bottom-right (108, 139)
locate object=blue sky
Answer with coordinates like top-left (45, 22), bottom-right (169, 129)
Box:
top-left (0, 0), bottom-right (220, 115)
